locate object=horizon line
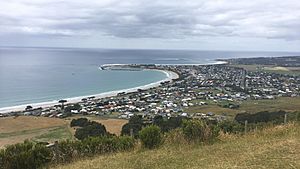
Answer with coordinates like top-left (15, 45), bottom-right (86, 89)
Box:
top-left (1, 45), bottom-right (300, 53)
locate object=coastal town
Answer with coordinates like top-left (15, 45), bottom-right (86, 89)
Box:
top-left (1, 1), bottom-right (300, 167)
top-left (1, 61), bottom-right (300, 122)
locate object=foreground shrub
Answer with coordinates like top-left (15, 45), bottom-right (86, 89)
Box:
top-left (55, 140), bottom-right (77, 163)
top-left (55, 136), bottom-right (135, 163)
top-left (218, 120), bottom-right (244, 134)
top-left (0, 135), bottom-right (135, 168)
top-left (163, 128), bottom-right (187, 145)
top-left (121, 115), bottom-right (143, 138)
top-left (182, 119), bottom-right (219, 142)
top-left (139, 125), bottom-right (162, 149)
top-left (117, 136), bottom-right (136, 151)
top-left (0, 141), bottom-right (52, 169)
top-left (153, 116), bottom-right (186, 132)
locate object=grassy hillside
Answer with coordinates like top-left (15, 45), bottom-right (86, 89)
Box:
top-left (0, 116), bottom-right (71, 147)
top-left (186, 97), bottom-right (300, 118)
top-left (230, 64), bottom-right (300, 76)
top-left (54, 122), bottom-right (300, 169)
top-left (0, 116), bottom-right (128, 148)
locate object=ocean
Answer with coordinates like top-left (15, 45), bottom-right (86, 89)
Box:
top-left (1, 47), bottom-right (300, 109)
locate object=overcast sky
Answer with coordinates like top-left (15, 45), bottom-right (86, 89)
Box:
top-left (1, 0), bottom-right (300, 51)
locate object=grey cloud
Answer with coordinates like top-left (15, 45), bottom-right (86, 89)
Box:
top-left (0, 0), bottom-right (300, 40)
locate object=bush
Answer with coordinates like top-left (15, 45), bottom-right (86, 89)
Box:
top-left (116, 136), bottom-right (135, 151)
top-left (55, 140), bottom-right (77, 163)
top-left (54, 136), bottom-right (135, 162)
top-left (153, 116), bottom-right (186, 132)
top-left (164, 128), bottom-right (187, 145)
top-left (218, 120), bottom-right (244, 134)
top-left (0, 136), bottom-right (135, 168)
top-left (235, 111), bottom-right (286, 124)
top-left (74, 122), bottom-right (108, 140)
top-left (70, 118), bottom-right (89, 127)
top-left (139, 125), bottom-right (162, 149)
top-left (182, 119), bottom-right (219, 142)
top-left (0, 140), bottom-right (52, 169)
top-left (121, 115), bottom-right (143, 138)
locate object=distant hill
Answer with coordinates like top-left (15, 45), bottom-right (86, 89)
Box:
top-left (53, 122), bottom-right (300, 169)
top-left (220, 56), bottom-right (300, 67)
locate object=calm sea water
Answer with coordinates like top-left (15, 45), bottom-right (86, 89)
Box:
top-left (1, 47), bottom-right (300, 108)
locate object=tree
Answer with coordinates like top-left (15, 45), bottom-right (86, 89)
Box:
top-left (139, 125), bottom-right (162, 149)
top-left (121, 115), bottom-right (143, 138)
top-left (64, 103), bottom-right (82, 115)
top-left (70, 118), bottom-right (89, 127)
top-left (153, 116), bottom-right (185, 132)
top-left (74, 122), bottom-right (107, 140)
top-left (25, 105), bottom-right (33, 111)
top-left (58, 99), bottom-right (67, 109)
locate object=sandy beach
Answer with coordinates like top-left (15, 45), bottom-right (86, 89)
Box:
top-left (0, 69), bottom-right (179, 114)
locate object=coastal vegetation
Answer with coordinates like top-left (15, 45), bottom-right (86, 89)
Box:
top-left (0, 135), bottom-right (135, 169)
top-left (74, 122), bottom-right (108, 140)
top-left (54, 122), bottom-right (300, 169)
top-left (139, 125), bottom-right (162, 149)
top-left (1, 111), bottom-right (299, 169)
top-left (121, 115), bottom-right (143, 138)
top-left (1, 97), bottom-right (300, 149)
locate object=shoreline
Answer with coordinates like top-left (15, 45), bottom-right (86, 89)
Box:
top-left (101, 61), bottom-right (227, 67)
top-left (0, 69), bottom-right (179, 114)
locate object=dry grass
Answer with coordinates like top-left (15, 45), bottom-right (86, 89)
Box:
top-left (0, 116), bottom-right (69, 147)
top-left (186, 104), bottom-right (239, 117)
top-left (0, 115), bottom-right (127, 148)
top-left (186, 97), bottom-right (300, 118)
top-left (0, 128), bottom-right (57, 147)
top-left (239, 97), bottom-right (300, 113)
top-left (0, 116), bottom-right (65, 133)
top-left (231, 64), bottom-right (300, 75)
top-left (54, 123), bottom-right (300, 169)
top-left (92, 119), bottom-right (127, 135)
top-left (264, 66), bottom-right (289, 71)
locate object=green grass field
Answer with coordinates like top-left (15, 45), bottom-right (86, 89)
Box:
top-left (231, 64), bottom-right (300, 76)
top-left (53, 122), bottom-right (300, 169)
top-left (185, 97), bottom-right (300, 119)
top-left (33, 125), bottom-right (73, 143)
